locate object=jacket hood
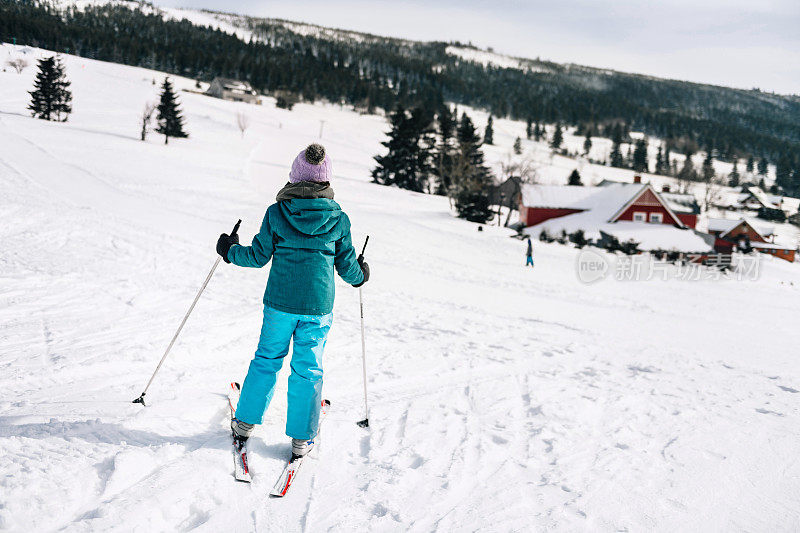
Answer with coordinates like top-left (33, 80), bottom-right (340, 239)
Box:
top-left (276, 181), bottom-right (334, 202)
top-left (278, 198), bottom-right (342, 236)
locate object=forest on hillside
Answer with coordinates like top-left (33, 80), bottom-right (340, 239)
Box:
top-left (1, 0), bottom-right (798, 194)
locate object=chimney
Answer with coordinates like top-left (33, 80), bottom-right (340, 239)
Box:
top-left (633, 175), bottom-right (642, 184)
top-left (662, 184), bottom-right (671, 193)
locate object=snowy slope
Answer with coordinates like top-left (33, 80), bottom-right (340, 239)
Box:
top-left (2, 46), bottom-right (800, 532)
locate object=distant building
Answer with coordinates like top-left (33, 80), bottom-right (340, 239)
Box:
top-left (488, 176), bottom-right (523, 226)
top-left (707, 218), bottom-right (796, 262)
top-left (736, 186), bottom-right (781, 211)
top-left (519, 182), bottom-right (712, 253)
top-left (598, 179), bottom-right (701, 229)
top-left (205, 78), bottom-right (259, 104)
top-left (488, 176), bottom-right (523, 207)
top-left (715, 186), bottom-right (798, 215)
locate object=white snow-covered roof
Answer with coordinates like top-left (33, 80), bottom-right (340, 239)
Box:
top-left (660, 192), bottom-right (700, 214)
top-left (707, 218), bottom-right (741, 233)
top-left (521, 184), bottom-right (602, 209)
top-left (525, 215), bottom-right (713, 252)
top-left (212, 77), bottom-right (255, 94)
top-left (600, 223), bottom-right (714, 253)
top-left (751, 241), bottom-right (795, 250)
top-left (736, 187), bottom-right (780, 209)
top-left (715, 189), bottom-right (744, 208)
top-left (781, 196), bottom-right (800, 215)
top-left (706, 217), bottom-right (775, 238)
top-left (748, 187), bottom-right (780, 209)
top-left (521, 183), bottom-right (644, 214)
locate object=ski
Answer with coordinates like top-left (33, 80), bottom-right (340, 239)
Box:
top-left (228, 382), bottom-right (252, 483)
top-left (269, 399), bottom-right (330, 497)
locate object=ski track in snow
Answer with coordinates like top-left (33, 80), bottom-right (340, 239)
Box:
top-left (1, 48), bottom-right (800, 532)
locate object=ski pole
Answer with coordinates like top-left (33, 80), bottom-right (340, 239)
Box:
top-left (356, 236), bottom-right (370, 428)
top-left (132, 219), bottom-right (241, 406)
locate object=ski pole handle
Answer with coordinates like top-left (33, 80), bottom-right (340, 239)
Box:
top-left (231, 219), bottom-right (242, 237)
top-left (358, 235), bottom-right (369, 262)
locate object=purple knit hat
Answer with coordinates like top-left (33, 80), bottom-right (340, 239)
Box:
top-left (289, 144), bottom-right (332, 183)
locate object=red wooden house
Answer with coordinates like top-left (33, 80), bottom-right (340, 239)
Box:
top-left (707, 218), bottom-right (796, 262)
top-left (519, 181), bottom-right (713, 253)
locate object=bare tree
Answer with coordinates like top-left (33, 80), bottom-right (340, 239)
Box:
top-left (499, 152), bottom-right (539, 185)
top-left (6, 58), bottom-right (29, 74)
top-left (701, 173), bottom-right (725, 213)
top-left (498, 152), bottom-right (540, 226)
top-left (236, 111), bottom-right (250, 138)
top-left (140, 101), bottom-right (156, 141)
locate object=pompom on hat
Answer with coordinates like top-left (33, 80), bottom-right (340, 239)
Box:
top-left (289, 143), bottom-right (332, 183)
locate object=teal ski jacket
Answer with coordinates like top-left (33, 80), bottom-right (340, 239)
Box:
top-left (228, 182), bottom-right (364, 315)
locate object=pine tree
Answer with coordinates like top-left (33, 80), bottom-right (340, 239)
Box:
top-left (372, 105), bottom-right (408, 188)
top-left (633, 138), bottom-right (648, 172)
top-left (757, 157), bottom-right (768, 176)
top-left (525, 117), bottom-right (533, 140)
top-left (432, 105), bottom-right (458, 195)
top-left (792, 161), bottom-right (800, 197)
top-left (28, 56), bottom-right (72, 122)
top-left (679, 152), bottom-right (696, 181)
top-left (568, 169), bottom-right (582, 186)
top-left (533, 122), bottom-right (542, 142)
top-left (729, 160), bottom-right (740, 187)
top-left (664, 145), bottom-right (673, 176)
top-left (550, 122), bottom-right (563, 151)
top-left (776, 153), bottom-right (792, 190)
top-left (513, 136), bottom-right (522, 155)
top-left (746, 155), bottom-right (755, 174)
top-left (583, 129), bottom-right (592, 155)
top-left (452, 113), bottom-right (494, 223)
top-left (156, 77), bottom-right (187, 144)
top-left (372, 105), bottom-right (435, 193)
top-left (610, 124), bottom-right (624, 168)
top-left (655, 144), bottom-right (666, 175)
top-left (622, 121), bottom-right (631, 141)
top-left (702, 149), bottom-right (715, 181)
top-left (483, 115), bottom-right (494, 145)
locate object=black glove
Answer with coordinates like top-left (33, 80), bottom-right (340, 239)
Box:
top-left (353, 257), bottom-right (370, 287)
top-left (216, 232), bottom-right (239, 263)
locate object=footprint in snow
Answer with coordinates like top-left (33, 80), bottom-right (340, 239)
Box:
top-left (628, 365), bottom-right (658, 375)
top-left (491, 434), bottom-right (508, 445)
top-left (755, 408), bottom-right (784, 417)
top-left (778, 385), bottom-right (798, 393)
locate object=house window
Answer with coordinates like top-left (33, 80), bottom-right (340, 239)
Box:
top-left (649, 213), bottom-right (663, 224)
top-left (633, 212), bottom-right (646, 222)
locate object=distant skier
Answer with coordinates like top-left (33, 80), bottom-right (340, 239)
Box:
top-left (525, 237), bottom-right (534, 267)
top-left (216, 143), bottom-right (369, 459)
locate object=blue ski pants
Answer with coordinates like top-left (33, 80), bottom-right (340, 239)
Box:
top-left (235, 306), bottom-right (332, 440)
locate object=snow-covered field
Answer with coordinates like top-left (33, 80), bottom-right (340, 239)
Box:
top-left (2, 47), bottom-right (800, 532)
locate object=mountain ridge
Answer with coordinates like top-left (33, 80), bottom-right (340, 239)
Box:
top-left (3, 0), bottom-right (798, 190)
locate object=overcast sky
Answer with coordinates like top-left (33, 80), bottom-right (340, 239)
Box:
top-left (156, 0), bottom-right (799, 94)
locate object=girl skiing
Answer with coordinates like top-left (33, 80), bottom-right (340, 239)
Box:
top-left (216, 143), bottom-right (369, 459)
